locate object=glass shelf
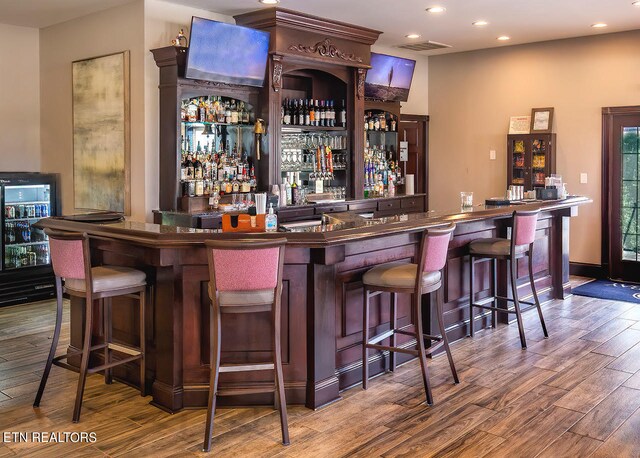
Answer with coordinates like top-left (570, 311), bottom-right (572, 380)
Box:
top-left (282, 126), bottom-right (346, 132)
top-left (182, 121), bottom-right (253, 127)
top-left (6, 241), bottom-right (48, 247)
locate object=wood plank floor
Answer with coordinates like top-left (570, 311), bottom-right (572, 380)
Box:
top-left (1, 277), bottom-right (639, 457)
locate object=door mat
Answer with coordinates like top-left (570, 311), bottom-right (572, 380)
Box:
top-left (572, 279), bottom-right (640, 304)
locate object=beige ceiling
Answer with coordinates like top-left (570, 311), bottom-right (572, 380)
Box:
top-left (2, 0), bottom-right (639, 54)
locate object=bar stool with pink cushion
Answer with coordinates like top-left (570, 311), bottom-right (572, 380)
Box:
top-left (468, 209), bottom-right (549, 348)
top-left (362, 223), bottom-right (458, 406)
top-left (203, 238), bottom-right (289, 452)
top-left (33, 229), bottom-right (147, 422)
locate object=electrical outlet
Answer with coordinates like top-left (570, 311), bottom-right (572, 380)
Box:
top-left (490, 150), bottom-right (496, 160)
top-left (580, 173), bottom-right (588, 184)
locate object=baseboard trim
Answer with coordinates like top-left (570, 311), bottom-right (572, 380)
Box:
top-left (570, 262), bottom-right (606, 279)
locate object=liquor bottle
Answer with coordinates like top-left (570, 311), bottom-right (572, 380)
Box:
top-left (232, 174), bottom-right (240, 193)
top-left (340, 100), bottom-right (347, 128)
top-left (304, 99), bottom-right (310, 126)
top-left (290, 99), bottom-right (296, 125)
top-left (319, 100), bottom-right (325, 127)
top-left (186, 153), bottom-right (195, 181)
top-left (291, 172), bottom-right (299, 205)
top-left (374, 114), bottom-right (380, 131)
top-left (198, 97), bottom-right (207, 123)
top-left (216, 97), bottom-right (225, 123)
top-left (187, 98), bottom-right (198, 122)
top-left (368, 112), bottom-right (374, 131)
top-left (249, 165), bottom-right (257, 193)
top-left (194, 152), bottom-right (203, 180)
top-left (231, 100), bottom-right (239, 124)
top-left (309, 99), bottom-right (316, 126)
top-left (180, 100), bottom-right (187, 122)
top-left (284, 173), bottom-right (292, 205)
top-left (243, 102), bottom-right (250, 124)
top-left (328, 100), bottom-right (335, 127)
top-left (283, 98), bottom-right (291, 125)
top-left (364, 112), bottom-right (369, 131)
top-left (225, 101), bottom-right (232, 124)
top-left (180, 153), bottom-right (189, 182)
top-left (391, 116), bottom-right (397, 132)
top-left (380, 114), bottom-right (387, 131)
top-left (224, 173), bottom-right (233, 194)
top-left (206, 96), bottom-right (215, 123)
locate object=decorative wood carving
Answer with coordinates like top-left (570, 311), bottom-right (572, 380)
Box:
top-left (288, 38), bottom-right (363, 63)
top-left (272, 55), bottom-right (283, 92)
top-left (357, 68), bottom-right (366, 99)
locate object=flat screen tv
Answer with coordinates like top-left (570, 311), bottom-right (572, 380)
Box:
top-left (185, 17), bottom-right (270, 87)
top-left (364, 52), bottom-right (416, 102)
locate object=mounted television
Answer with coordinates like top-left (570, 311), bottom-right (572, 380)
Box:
top-left (185, 17), bottom-right (270, 87)
top-left (364, 52), bottom-right (416, 102)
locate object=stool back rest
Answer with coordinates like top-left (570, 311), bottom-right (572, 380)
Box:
top-left (513, 210), bottom-right (539, 246)
top-left (418, 223), bottom-right (456, 274)
top-left (45, 229), bottom-right (91, 281)
top-left (205, 238), bottom-right (287, 297)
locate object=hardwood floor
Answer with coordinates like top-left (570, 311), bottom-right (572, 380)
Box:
top-left (1, 277), bottom-right (639, 457)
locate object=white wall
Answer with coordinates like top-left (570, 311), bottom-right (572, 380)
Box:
top-left (371, 44), bottom-right (428, 116)
top-left (0, 24), bottom-right (40, 172)
top-left (39, 0), bottom-right (145, 218)
top-left (428, 30), bottom-right (640, 265)
top-left (143, 0), bottom-right (234, 217)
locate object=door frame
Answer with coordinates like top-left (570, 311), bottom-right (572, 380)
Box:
top-left (399, 114), bottom-right (429, 199)
top-left (602, 105), bottom-right (640, 279)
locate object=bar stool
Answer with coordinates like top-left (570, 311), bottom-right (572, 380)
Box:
top-left (203, 238), bottom-right (289, 452)
top-left (33, 229), bottom-right (147, 422)
top-left (468, 210), bottom-right (548, 349)
top-left (362, 223), bottom-right (458, 406)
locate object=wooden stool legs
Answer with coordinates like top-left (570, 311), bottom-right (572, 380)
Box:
top-left (414, 293), bottom-right (433, 406)
top-left (203, 307), bottom-right (221, 452)
top-left (33, 277), bottom-right (64, 408)
top-left (510, 259), bottom-right (527, 349)
top-left (436, 287), bottom-right (459, 384)
top-left (362, 287), bottom-right (458, 406)
top-left (273, 301), bottom-right (290, 446)
top-left (202, 302), bottom-right (289, 452)
top-left (73, 293), bottom-right (94, 423)
top-left (529, 254), bottom-right (548, 338)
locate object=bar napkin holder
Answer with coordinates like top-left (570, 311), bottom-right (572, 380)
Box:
top-left (222, 209), bottom-right (266, 233)
top-left (536, 187), bottom-right (559, 200)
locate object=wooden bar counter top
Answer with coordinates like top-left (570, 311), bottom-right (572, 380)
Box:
top-left (38, 196), bottom-right (590, 412)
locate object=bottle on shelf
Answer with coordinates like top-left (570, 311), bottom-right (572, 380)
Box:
top-left (340, 100), bottom-right (346, 128)
top-left (309, 99), bottom-right (316, 126)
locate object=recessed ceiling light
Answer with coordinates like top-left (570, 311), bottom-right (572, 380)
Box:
top-left (406, 34), bottom-right (421, 39)
top-left (591, 23), bottom-right (608, 28)
top-left (632, 1), bottom-right (640, 6)
top-left (426, 6), bottom-right (446, 13)
top-left (259, 0), bottom-right (279, 4)
top-left (497, 35), bottom-right (511, 41)
top-left (472, 20), bottom-right (489, 26)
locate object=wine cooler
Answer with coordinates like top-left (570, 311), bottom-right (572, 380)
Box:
top-left (0, 173), bottom-right (59, 307)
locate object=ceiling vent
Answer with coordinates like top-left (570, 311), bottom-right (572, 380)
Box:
top-left (396, 40), bottom-right (452, 52)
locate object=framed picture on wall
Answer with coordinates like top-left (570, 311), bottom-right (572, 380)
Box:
top-left (530, 107), bottom-right (554, 133)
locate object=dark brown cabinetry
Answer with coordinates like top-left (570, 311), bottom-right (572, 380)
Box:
top-left (507, 133), bottom-right (556, 191)
top-left (235, 8), bottom-right (381, 201)
top-left (152, 46), bottom-right (261, 211)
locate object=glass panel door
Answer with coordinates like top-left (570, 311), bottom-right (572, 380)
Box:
top-left (621, 127), bottom-right (639, 262)
top-left (3, 184), bottom-right (51, 270)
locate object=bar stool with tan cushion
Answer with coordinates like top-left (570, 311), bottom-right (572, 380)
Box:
top-left (203, 238), bottom-right (289, 452)
top-left (33, 229), bottom-right (147, 423)
top-left (468, 209), bottom-right (548, 348)
top-left (362, 223), bottom-right (458, 406)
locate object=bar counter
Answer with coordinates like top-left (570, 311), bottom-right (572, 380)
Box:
top-left (38, 196), bottom-right (590, 412)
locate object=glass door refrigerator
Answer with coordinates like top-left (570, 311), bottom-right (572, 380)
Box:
top-left (0, 173), bottom-right (59, 307)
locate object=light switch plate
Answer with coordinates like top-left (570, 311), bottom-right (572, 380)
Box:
top-left (490, 150), bottom-right (496, 160)
top-left (580, 173), bottom-right (588, 184)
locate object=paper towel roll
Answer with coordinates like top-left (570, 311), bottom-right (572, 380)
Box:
top-left (405, 174), bottom-right (415, 196)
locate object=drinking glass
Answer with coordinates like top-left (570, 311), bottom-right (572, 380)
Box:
top-left (460, 192), bottom-right (474, 208)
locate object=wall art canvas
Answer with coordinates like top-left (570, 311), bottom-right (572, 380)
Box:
top-left (73, 51), bottom-right (130, 214)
